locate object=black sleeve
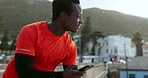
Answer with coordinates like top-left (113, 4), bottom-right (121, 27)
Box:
top-left (15, 53), bottom-right (63, 78)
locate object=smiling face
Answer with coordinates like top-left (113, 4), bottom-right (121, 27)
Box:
top-left (63, 4), bottom-right (83, 33)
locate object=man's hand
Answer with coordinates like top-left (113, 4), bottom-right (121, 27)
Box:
top-left (63, 65), bottom-right (85, 78)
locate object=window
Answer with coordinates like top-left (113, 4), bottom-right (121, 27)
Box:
top-left (106, 49), bottom-right (108, 53)
top-left (106, 42), bottom-right (108, 46)
top-left (144, 75), bottom-right (148, 78)
top-left (114, 46), bottom-right (118, 53)
top-left (98, 43), bottom-right (100, 46)
top-left (129, 74), bottom-right (135, 78)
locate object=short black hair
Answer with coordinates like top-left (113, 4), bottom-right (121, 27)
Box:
top-left (52, 0), bottom-right (80, 21)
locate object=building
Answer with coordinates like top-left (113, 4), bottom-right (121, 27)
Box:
top-left (97, 35), bottom-right (136, 59)
top-left (119, 57), bottom-right (148, 78)
top-left (142, 42), bottom-right (148, 56)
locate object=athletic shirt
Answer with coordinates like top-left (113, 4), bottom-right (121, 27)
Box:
top-left (2, 21), bottom-right (77, 78)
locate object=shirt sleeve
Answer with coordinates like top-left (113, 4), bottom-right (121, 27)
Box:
top-left (15, 26), bottom-right (36, 56)
top-left (15, 53), bottom-right (63, 78)
top-left (62, 41), bottom-right (77, 65)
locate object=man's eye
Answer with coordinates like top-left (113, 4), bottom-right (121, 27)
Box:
top-left (77, 16), bottom-right (81, 19)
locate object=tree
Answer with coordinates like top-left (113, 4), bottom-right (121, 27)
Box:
top-left (0, 30), bottom-right (10, 50)
top-left (91, 31), bottom-right (105, 55)
top-left (97, 38), bottom-right (106, 57)
top-left (9, 38), bottom-right (16, 51)
top-left (81, 16), bottom-right (92, 55)
top-left (80, 16), bottom-right (105, 55)
top-left (132, 32), bottom-right (143, 56)
top-left (81, 16), bottom-right (92, 36)
top-left (107, 69), bottom-right (112, 78)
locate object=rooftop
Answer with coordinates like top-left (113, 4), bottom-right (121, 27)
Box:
top-left (119, 56), bottom-right (148, 70)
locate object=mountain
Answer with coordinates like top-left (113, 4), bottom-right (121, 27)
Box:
top-left (0, 0), bottom-right (148, 39)
top-left (0, 0), bottom-right (52, 37)
top-left (83, 8), bottom-right (148, 39)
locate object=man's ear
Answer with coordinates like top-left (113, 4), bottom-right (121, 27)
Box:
top-left (60, 12), bottom-right (67, 21)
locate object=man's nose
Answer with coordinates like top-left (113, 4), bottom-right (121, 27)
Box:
top-left (79, 18), bottom-right (83, 24)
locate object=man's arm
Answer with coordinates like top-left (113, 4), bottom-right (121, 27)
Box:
top-left (15, 53), bottom-right (63, 78)
top-left (63, 65), bottom-right (78, 70)
top-left (15, 53), bottom-right (84, 78)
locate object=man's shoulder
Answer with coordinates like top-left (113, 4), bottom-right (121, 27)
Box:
top-left (64, 32), bottom-right (72, 40)
top-left (21, 21), bottom-right (47, 31)
top-left (63, 32), bottom-right (76, 46)
top-left (25, 21), bottom-right (46, 27)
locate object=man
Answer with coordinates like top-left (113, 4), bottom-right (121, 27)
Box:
top-left (2, 0), bottom-right (84, 78)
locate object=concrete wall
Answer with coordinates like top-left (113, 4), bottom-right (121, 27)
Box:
top-left (83, 63), bottom-right (106, 78)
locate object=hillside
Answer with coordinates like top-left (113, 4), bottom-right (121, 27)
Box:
top-left (0, 0), bottom-right (148, 39)
top-left (83, 8), bottom-right (148, 39)
top-left (0, 0), bottom-right (52, 37)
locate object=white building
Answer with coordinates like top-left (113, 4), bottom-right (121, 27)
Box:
top-left (97, 35), bottom-right (136, 58)
top-left (142, 42), bottom-right (148, 56)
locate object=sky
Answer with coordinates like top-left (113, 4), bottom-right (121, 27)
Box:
top-left (48, 0), bottom-right (148, 18)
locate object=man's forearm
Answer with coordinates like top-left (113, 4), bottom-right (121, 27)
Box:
top-left (15, 53), bottom-right (63, 78)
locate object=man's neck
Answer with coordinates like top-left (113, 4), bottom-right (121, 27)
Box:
top-left (47, 22), bottom-right (66, 36)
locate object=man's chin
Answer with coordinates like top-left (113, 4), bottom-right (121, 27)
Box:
top-left (71, 31), bottom-right (77, 33)
top-left (70, 30), bottom-right (78, 33)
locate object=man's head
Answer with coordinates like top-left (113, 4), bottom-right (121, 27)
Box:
top-left (52, 0), bottom-right (83, 33)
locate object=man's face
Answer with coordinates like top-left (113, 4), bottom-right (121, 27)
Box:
top-left (64, 4), bottom-right (83, 33)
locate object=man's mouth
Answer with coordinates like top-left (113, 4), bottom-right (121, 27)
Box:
top-left (77, 26), bottom-right (80, 29)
